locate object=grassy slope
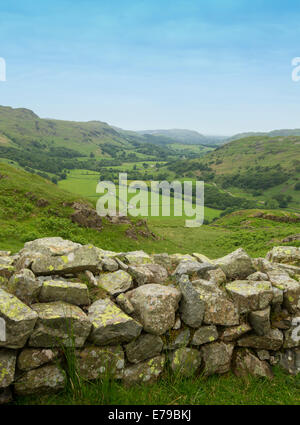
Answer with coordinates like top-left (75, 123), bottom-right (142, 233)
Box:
top-left (0, 105), bottom-right (132, 156)
top-left (1, 163), bottom-right (299, 258)
top-left (164, 135), bottom-right (300, 209)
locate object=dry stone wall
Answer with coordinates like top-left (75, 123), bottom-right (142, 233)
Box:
top-left (0, 238), bottom-right (299, 403)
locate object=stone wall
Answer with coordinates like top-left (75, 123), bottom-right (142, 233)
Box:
top-left (0, 238), bottom-right (299, 403)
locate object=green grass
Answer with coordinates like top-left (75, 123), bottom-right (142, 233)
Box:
top-left (1, 163), bottom-right (299, 258)
top-left (14, 366), bottom-right (300, 405)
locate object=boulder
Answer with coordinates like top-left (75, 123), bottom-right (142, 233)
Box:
top-left (152, 253), bottom-right (172, 270)
top-left (192, 253), bottom-right (213, 263)
top-left (126, 284), bottom-right (181, 335)
top-left (165, 329), bottom-right (190, 350)
top-left (266, 246), bottom-right (300, 266)
top-left (84, 271), bottom-right (98, 288)
top-left (226, 280), bottom-right (273, 313)
top-left (201, 342), bottom-right (234, 376)
top-left (97, 270), bottom-right (133, 296)
top-left (101, 258), bottom-right (119, 272)
top-left (39, 280), bottom-right (90, 305)
top-left (29, 301), bottom-right (91, 347)
top-left (88, 299), bottom-right (142, 345)
top-left (20, 237), bottom-right (81, 257)
top-left (124, 251), bottom-right (153, 266)
top-left (77, 345), bottom-right (124, 380)
top-left (237, 328), bottom-right (283, 350)
top-left (122, 355), bottom-right (165, 386)
top-left (116, 293), bottom-right (134, 315)
top-left (31, 245), bottom-right (102, 275)
top-left (192, 325), bottom-right (218, 346)
top-left (220, 323), bottom-right (251, 342)
top-left (214, 248), bottom-right (255, 279)
top-left (14, 364), bottom-right (66, 396)
top-left (247, 271), bottom-right (269, 281)
top-left (256, 350), bottom-right (270, 361)
top-left (125, 334), bottom-right (163, 364)
top-left (203, 268), bottom-right (227, 285)
top-left (233, 349), bottom-right (273, 379)
top-left (0, 349), bottom-right (16, 388)
top-left (194, 281), bottom-right (239, 326)
top-left (18, 348), bottom-right (59, 371)
top-left (128, 264), bottom-right (168, 286)
top-left (169, 254), bottom-right (195, 267)
top-left (249, 307), bottom-right (271, 336)
top-left (173, 261), bottom-right (216, 278)
top-left (8, 269), bottom-right (41, 305)
top-left (267, 269), bottom-right (300, 314)
top-left (169, 348), bottom-right (201, 377)
top-left (0, 288), bottom-right (38, 349)
top-left (0, 265), bottom-right (15, 280)
top-left (179, 275), bottom-right (205, 328)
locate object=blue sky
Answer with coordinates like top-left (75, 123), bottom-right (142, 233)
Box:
top-left (1, 0), bottom-right (300, 134)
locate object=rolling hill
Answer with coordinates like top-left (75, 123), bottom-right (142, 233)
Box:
top-left (138, 129), bottom-right (227, 145)
top-left (166, 135), bottom-right (300, 210)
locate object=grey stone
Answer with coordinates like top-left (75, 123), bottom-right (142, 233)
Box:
top-left (8, 269), bottom-right (41, 305)
top-left (116, 293), bottom-right (134, 315)
top-left (179, 275), bottom-right (205, 328)
top-left (165, 329), bottom-right (191, 350)
top-left (29, 301), bottom-right (91, 348)
top-left (18, 348), bottom-right (59, 371)
top-left (97, 270), bottom-right (133, 296)
top-left (249, 307), bottom-right (271, 336)
top-left (88, 299), bottom-right (142, 345)
top-left (39, 279), bottom-right (90, 305)
top-left (266, 246), bottom-right (300, 267)
top-left (194, 281), bottom-right (239, 326)
top-left (122, 355), bottom-right (165, 386)
top-left (201, 342), bottom-right (234, 376)
top-left (0, 349), bottom-right (16, 388)
top-left (14, 364), bottom-right (66, 396)
top-left (77, 345), bottom-right (124, 380)
top-left (220, 323), bottom-right (252, 342)
top-left (126, 284), bottom-right (181, 335)
top-left (192, 325), bottom-right (218, 346)
top-left (214, 248), bottom-right (255, 279)
top-left (0, 288), bottom-right (38, 349)
top-left (233, 349), bottom-right (273, 379)
top-left (101, 258), bottom-right (119, 272)
top-left (169, 348), bottom-right (201, 377)
top-left (31, 245), bottom-right (102, 275)
top-left (237, 328), bottom-right (283, 350)
top-left (125, 334), bottom-right (163, 363)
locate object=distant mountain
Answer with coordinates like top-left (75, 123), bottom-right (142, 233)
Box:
top-left (138, 129), bottom-right (227, 146)
top-left (228, 129), bottom-right (300, 142)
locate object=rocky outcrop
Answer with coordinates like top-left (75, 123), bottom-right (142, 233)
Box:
top-left (0, 237), bottom-right (299, 402)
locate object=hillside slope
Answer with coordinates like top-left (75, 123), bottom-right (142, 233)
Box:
top-left (0, 163), bottom-right (159, 253)
top-left (166, 135), bottom-right (300, 210)
top-left (0, 163), bottom-right (299, 258)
